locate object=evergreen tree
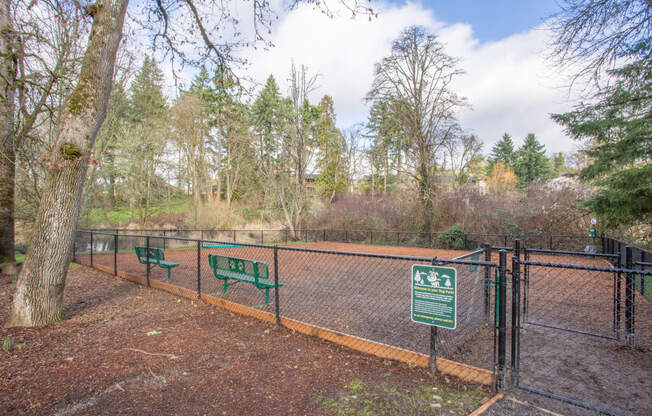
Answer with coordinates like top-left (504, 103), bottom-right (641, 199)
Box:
top-left (251, 75), bottom-right (284, 171)
top-left (130, 56), bottom-right (167, 122)
top-left (366, 99), bottom-right (405, 192)
top-left (314, 95), bottom-right (348, 203)
top-left (552, 58), bottom-right (651, 227)
top-left (549, 0), bottom-right (651, 230)
top-left (124, 56), bottom-right (168, 223)
top-left (513, 133), bottom-right (551, 187)
top-left (487, 133), bottom-right (515, 174)
top-left (550, 152), bottom-right (567, 177)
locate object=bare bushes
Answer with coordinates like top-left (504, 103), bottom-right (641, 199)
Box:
top-left (306, 182), bottom-right (591, 236)
top-left (195, 201), bottom-right (244, 230)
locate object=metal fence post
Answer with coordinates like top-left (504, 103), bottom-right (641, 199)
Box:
top-left (233, 230), bottom-right (237, 243)
top-left (497, 250), bottom-right (507, 391)
top-left (197, 240), bottom-right (201, 299)
top-left (549, 235), bottom-right (553, 250)
top-left (523, 246), bottom-right (529, 320)
top-left (642, 251), bottom-right (647, 296)
top-left (274, 246), bottom-right (280, 326)
top-left (625, 246), bottom-right (635, 345)
top-left (615, 245), bottom-right (622, 338)
top-left (285, 229), bottom-right (288, 244)
top-left (429, 256), bottom-right (438, 375)
top-left (73, 238), bottom-right (77, 263)
top-left (90, 231), bottom-right (93, 266)
top-left (396, 231), bottom-right (400, 246)
top-left (323, 229), bottom-right (326, 241)
top-left (484, 243), bottom-right (491, 322)
top-left (114, 233), bottom-right (118, 276)
top-left (601, 236), bottom-right (606, 254)
top-left (145, 236), bottom-right (150, 287)
top-left (511, 241), bottom-right (521, 387)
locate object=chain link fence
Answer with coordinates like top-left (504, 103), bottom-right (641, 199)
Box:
top-left (73, 230), bottom-right (652, 414)
top-left (74, 230), bottom-right (500, 381)
top-left (83, 228), bottom-right (605, 252)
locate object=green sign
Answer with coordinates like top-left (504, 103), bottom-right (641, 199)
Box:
top-left (411, 265), bottom-right (457, 329)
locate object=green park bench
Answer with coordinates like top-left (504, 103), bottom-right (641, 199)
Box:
top-left (208, 254), bottom-right (282, 307)
top-left (134, 246), bottom-right (179, 279)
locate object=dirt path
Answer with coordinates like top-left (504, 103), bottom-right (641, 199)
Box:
top-left (0, 266), bottom-right (489, 416)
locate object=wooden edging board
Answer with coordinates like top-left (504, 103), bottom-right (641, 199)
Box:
top-left (468, 393), bottom-right (504, 416)
top-left (77, 260), bottom-right (494, 386)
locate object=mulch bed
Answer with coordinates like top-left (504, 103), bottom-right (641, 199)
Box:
top-left (72, 239), bottom-right (652, 415)
top-left (0, 266), bottom-right (490, 416)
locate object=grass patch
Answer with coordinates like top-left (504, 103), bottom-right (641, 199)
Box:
top-left (80, 197), bottom-right (192, 227)
top-left (317, 378), bottom-right (488, 416)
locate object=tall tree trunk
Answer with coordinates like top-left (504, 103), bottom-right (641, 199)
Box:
top-left (216, 134), bottom-right (222, 201)
top-left (108, 154), bottom-right (116, 208)
top-left (0, 0), bottom-right (16, 263)
top-left (418, 160), bottom-right (433, 233)
top-left (5, 0), bottom-right (129, 327)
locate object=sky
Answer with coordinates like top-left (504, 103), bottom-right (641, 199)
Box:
top-left (162, 0), bottom-right (583, 155)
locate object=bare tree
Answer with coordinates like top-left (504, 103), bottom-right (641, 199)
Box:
top-left (442, 133), bottom-right (483, 185)
top-left (4, 0), bottom-right (370, 327)
top-left (2, 0), bottom-right (85, 261)
top-left (366, 26), bottom-right (467, 231)
top-left (273, 63), bottom-right (318, 234)
top-left (6, 0), bottom-right (128, 327)
top-left (0, 0), bottom-right (16, 263)
top-left (549, 0), bottom-right (652, 84)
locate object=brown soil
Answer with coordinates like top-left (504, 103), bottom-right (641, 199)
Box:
top-left (79, 242), bottom-right (492, 365)
top-left (0, 267), bottom-right (490, 416)
top-left (288, 241), bottom-right (471, 259)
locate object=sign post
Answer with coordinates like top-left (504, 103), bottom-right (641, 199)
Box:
top-left (411, 263), bottom-right (457, 375)
top-left (590, 217), bottom-right (597, 238)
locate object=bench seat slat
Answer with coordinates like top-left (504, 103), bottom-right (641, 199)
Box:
top-left (213, 271), bottom-right (281, 288)
top-left (158, 260), bottom-right (179, 268)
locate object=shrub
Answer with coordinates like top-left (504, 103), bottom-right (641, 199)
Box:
top-left (437, 224), bottom-right (474, 250)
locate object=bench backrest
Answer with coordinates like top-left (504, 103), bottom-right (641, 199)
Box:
top-left (208, 254), bottom-right (269, 283)
top-left (135, 246), bottom-right (165, 265)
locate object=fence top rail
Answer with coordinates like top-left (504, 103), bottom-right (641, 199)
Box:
top-left (525, 248), bottom-right (619, 258)
top-left (76, 228), bottom-right (610, 240)
top-left (490, 246), bottom-right (514, 252)
top-left (273, 244), bottom-right (498, 266)
top-left (635, 261), bottom-right (652, 267)
top-left (520, 259), bottom-right (652, 275)
top-left (451, 247), bottom-right (485, 260)
top-left (81, 230), bottom-right (498, 265)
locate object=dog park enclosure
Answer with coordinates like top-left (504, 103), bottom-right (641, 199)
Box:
top-left (75, 229), bottom-right (652, 416)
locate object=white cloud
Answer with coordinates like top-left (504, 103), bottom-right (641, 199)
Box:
top-left (240, 1), bottom-right (440, 127)
top-left (157, 1), bottom-right (582, 154)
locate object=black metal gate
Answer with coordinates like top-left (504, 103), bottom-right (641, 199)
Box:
top-left (510, 244), bottom-right (652, 416)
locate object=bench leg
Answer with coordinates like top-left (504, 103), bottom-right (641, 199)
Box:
top-left (223, 279), bottom-right (228, 293)
top-left (264, 288), bottom-right (269, 305)
top-left (167, 268), bottom-right (171, 279)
